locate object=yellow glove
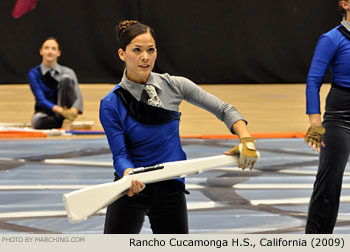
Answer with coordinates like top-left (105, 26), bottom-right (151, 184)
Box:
top-left (61, 107), bottom-right (78, 121)
top-left (305, 126), bottom-right (326, 151)
top-left (226, 137), bottom-right (259, 170)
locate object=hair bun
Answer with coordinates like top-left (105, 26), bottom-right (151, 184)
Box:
top-left (117, 20), bottom-right (140, 33)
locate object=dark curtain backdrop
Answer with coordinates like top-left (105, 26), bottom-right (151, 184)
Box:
top-left (0, 0), bottom-right (341, 84)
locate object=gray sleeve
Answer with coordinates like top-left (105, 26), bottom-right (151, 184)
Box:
top-left (65, 68), bottom-right (83, 113)
top-left (171, 76), bottom-right (246, 134)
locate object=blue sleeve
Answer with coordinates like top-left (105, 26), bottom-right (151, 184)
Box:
top-left (306, 35), bottom-right (337, 114)
top-left (28, 69), bottom-right (55, 110)
top-left (99, 97), bottom-right (134, 178)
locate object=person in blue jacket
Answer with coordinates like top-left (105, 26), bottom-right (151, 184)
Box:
top-left (100, 20), bottom-right (259, 234)
top-left (305, 0), bottom-right (350, 233)
top-left (28, 37), bottom-right (83, 129)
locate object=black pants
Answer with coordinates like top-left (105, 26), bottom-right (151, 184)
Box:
top-left (306, 85), bottom-right (350, 233)
top-left (104, 179), bottom-right (188, 234)
top-left (31, 75), bottom-right (77, 129)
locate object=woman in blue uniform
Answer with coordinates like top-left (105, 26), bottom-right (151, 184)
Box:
top-left (305, 0), bottom-right (350, 233)
top-left (100, 20), bottom-right (259, 234)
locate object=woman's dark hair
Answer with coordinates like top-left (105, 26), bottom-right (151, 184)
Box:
top-left (40, 37), bottom-right (60, 50)
top-left (116, 20), bottom-right (156, 50)
top-left (338, 0), bottom-right (347, 18)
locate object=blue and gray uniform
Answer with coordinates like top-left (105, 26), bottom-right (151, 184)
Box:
top-left (100, 71), bottom-right (245, 179)
top-left (306, 22), bottom-right (350, 114)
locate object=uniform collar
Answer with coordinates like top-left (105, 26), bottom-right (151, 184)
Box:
top-left (341, 20), bottom-right (350, 32)
top-left (119, 69), bottom-right (162, 101)
top-left (40, 63), bottom-right (62, 75)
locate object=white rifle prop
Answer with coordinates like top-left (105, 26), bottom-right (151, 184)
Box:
top-left (63, 154), bottom-right (244, 223)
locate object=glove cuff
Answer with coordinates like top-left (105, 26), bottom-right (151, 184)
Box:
top-left (240, 137), bottom-right (255, 143)
top-left (307, 126), bottom-right (326, 135)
